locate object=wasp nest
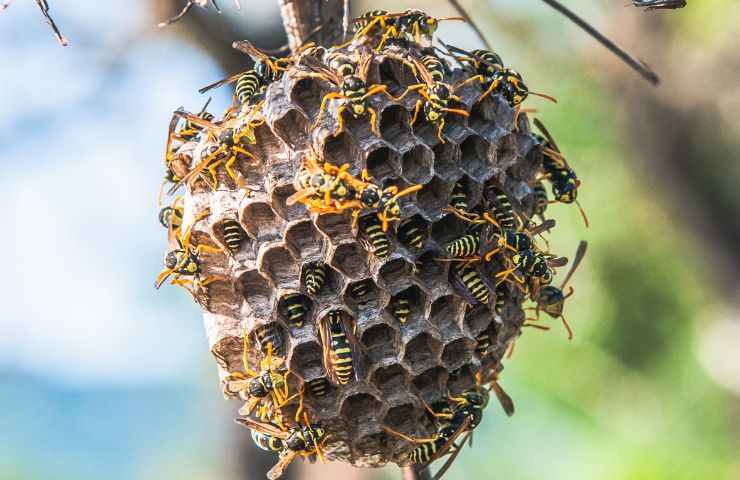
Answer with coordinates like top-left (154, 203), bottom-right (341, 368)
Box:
top-left (156, 10), bottom-right (584, 476)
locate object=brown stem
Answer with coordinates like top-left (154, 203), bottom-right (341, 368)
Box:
top-left (278, 0), bottom-right (346, 52)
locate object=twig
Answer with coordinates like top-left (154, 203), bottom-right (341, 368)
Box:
top-left (278, 0), bottom-right (344, 52)
top-left (446, 0), bottom-right (492, 50)
top-left (539, 0), bottom-right (659, 85)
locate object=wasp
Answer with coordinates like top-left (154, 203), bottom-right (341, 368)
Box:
top-left (287, 154), bottom-right (421, 231)
top-left (319, 310), bottom-right (363, 385)
top-left (160, 101), bottom-right (214, 204)
top-left (451, 263), bottom-right (490, 305)
top-left (533, 118), bottom-right (589, 227)
top-left (198, 40), bottom-right (295, 109)
top-left (484, 184), bottom-right (519, 231)
top-left (224, 339), bottom-right (294, 421)
top-left (529, 241), bottom-right (587, 340)
top-left (278, 293), bottom-right (311, 328)
top-left (358, 215), bottom-right (391, 259)
top-left (167, 109), bottom-right (261, 193)
top-left (254, 323), bottom-right (284, 356)
top-left (448, 44), bottom-right (556, 110)
top-left (532, 180), bottom-right (549, 220)
top-left (391, 292), bottom-right (411, 324)
top-left (154, 209), bottom-right (224, 305)
top-left (398, 218), bottom-right (425, 250)
top-left (236, 415), bottom-right (326, 480)
top-left (632, 0), bottom-right (687, 10)
top-left (349, 279), bottom-right (374, 300)
top-left (306, 377), bottom-right (329, 398)
top-left (475, 331), bottom-right (491, 357)
top-left (396, 55), bottom-right (470, 143)
top-left (221, 218), bottom-right (243, 253)
top-left (496, 248), bottom-right (567, 290)
top-left (299, 53), bottom-right (395, 138)
top-left (302, 262), bottom-right (328, 295)
top-left (449, 180), bottom-right (469, 211)
top-left (445, 234), bottom-right (480, 259)
top-left (158, 196), bottom-right (184, 235)
top-left (352, 9), bottom-right (464, 50)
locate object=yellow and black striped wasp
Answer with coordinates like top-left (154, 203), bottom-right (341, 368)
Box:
top-left (528, 240), bottom-right (587, 340)
top-left (357, 215), bottom-right (391, 259)
top-left (533, 118), bottom-right (589, 227)
top-left (318, 310), bottom-right (364, 385)
top-left (396, 55), bottom-right (470, 143)
top-left (298, 52), bottom-right (396, 137)
top-left (167, 108), bottom-right (262, 193)
top-left (447, 44), bottom-right (556, 111)
top-left (254, 323), bottom-right (284, 356)
top-left (158, 196), bottom-right (184, 237)
top-left (390, 292), bottom-right (412, 323)
top-left (236, 414), bottom-right (327, 480)
top-left (224, 335), bottom-right (296, 421)
top-left (287, 153), bottom-right (421, 231)
top-left (351, 9), bottom-right (464, 50)
top-left (302, 262), bottom-right (328, 296)
top-left (278, 292), bottom-right (311, 328)
top-left (160, 100), bottom-right (216, 205)
top-left (154, 208), bottom-right (224, 305)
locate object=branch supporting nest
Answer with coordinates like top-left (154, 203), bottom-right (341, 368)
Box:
top-left (278, 0), bottom-right (346, 52)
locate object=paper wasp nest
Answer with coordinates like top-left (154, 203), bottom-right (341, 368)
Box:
top-left (165, 40), bottom-right (545, 468)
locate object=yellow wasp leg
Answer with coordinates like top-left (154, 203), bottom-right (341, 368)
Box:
top-left (479, 77), bottom-right (502, 102)
top-left (368, 106), bottom-right (380, 137)
top-left (332, 104), bottom-right (347, 137)
top-left (410, 99), bottom-right (423, 126)
top-left (436, 118), bottom-right (446, 143)
top-left (383, 426), bottom-right (439, 444)
top-left (313, 91), bottom-right (344, 132)
top-left (207, 158), bottom-right (223, 190)
top-left (394, 83), bottom-right (425, 102)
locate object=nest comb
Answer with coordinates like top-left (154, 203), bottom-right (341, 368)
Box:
top-left (166, 40), bottom-right (544, 468)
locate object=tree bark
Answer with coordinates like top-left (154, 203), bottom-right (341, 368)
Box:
top-left (278, 0), bottom-right (345, 51)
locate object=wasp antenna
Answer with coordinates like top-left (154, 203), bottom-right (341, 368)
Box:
top-left (575, 199), bottom-right (589, 228)
top-left (530, 90), bottom-right (558, 103)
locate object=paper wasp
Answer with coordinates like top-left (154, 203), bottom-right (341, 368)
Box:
top-left (278, 293), bottom-right (311, 328)
top-left (528, 240), bottom-right (587, 340)
top-left (167, 108), bottom-right (262, 193)
top-left (254, 323), bottom-right (284, 356)
top-left (224, 337), bottom-right (296, 421)
top-left (395, 55), bottom-right (470, 143)
top-left (158, 196), bottom-right (184, 236)
top-left (236, 415), bottom-right (326, 480)
top-left (302, 262), bottom-right (328, 296)
top-left (533, 118), bottom-right (589, 227)
top-left (358, 215), bottom-right (391, 259)
top-left (318, 310), bottom-right (363, 385)
top-left (449, 180), bottom-right (469, 211)
top-left (298, 53), bottom-right (395, 137)
top-left (391, 292), bottom-right (412, 323)
top-left (447, 44), bottom-right (556, 109)
top-left (352, 9), bottom-right (464, 50)
top-left (154, 208), bottom-right (224, 305)
top-left (287, 153), bottom-right (421, 231)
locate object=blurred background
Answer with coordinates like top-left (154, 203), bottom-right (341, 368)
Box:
top-left (1, 0), bottom-right (739, 479)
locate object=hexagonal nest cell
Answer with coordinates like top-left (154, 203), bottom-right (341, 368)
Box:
top-left (158, 25), bottom-right (561, 472)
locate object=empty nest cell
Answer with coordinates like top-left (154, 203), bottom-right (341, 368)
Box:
top-left (271, 182), bottom-right (307, 221)
top-left (360, 322), bottom-right (399, 364)
top-left (329, 241), bottom-right (370, 279)
top-left (376, 257), bottom-right (414, 289)
top-left (272, 108), bottom-right (310, 150)
top-left (284, 220), bottom-right (324, 259)
top-left (441, 337), bottom-right (475, 371)
top-left (400, 144), bottom-right (434, 184)
top-left (315, 211), bottom-right (354, 241)
top-left (413, 250), bottom-right (448, 285)
top-left (402, 332), bottom-right (442, 374)
top-left (339, 393), bottom-right (384, 436)
top-left (259, 244), bottom-right (299, 288)
top-left (379, 104), bottom-right (412, 143)
top-left (411, 365), bottom-right (448, 402)
top-left (377, 56), bottom-right (417, 98)
top-left (460, 134), bottom-right (493, 180)
top-left (428, 294), bottom-right (462, 336)
top-left (371, 363), bottom-right (410, 399)
top-left (365, 146), bottom-right (401, 181)
top-left (241, 200), bottom-right (283, 241)
top-left (322, 131), bottom-right (359, 168)
top-left (237, 269), bottom-right (274, 318)
top-left (287, 340), bottom-right (324, 380)
top-left (432, 140), bottom-right (462, 180)
top-left (290, 77), bottom-right (324, 120)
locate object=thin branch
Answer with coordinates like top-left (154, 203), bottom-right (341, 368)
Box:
top-left (539, 0), bottom-right (659, 85)
top-left (446, 0), bottom-right (492, 50)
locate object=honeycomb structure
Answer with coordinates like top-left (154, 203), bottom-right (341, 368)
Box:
top-left (170, 41), bottom-right (544, 468)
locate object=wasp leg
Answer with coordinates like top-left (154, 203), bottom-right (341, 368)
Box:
top-left (395, 83), bottom-right (426, 102)
top-left (383, 426), bottom-right (439, 444)
top-left (333, 104), bottom-right (347, 137)
top-left (368, 106), bottom-right (380, 137)
top-left (436, 118), bottom-right (446, 143)
top-left (410, 99), bottom-right (423, 126)
top-left (312, 92), bottom-right (344, 132)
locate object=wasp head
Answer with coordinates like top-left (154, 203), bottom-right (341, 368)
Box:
top-left (360, 186), bottom-right (381, 209)
top-left (379, 190), bottom-right (401, 220)
top-left (537, 285), bottom-right (565, 317)
top-left (164, 250), bottom-right (184, 270)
